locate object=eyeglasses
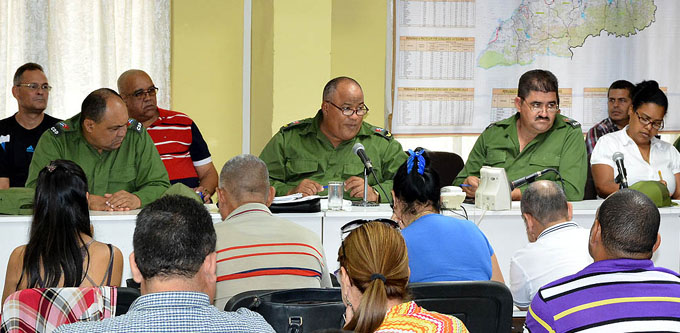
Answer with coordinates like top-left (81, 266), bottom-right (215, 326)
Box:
top-left (16, 83), bottom-right (52, 92)
top-left (522, 99), bottom-right (559, 113)
top-left (633, 109), bottom-right (664, 130)
top-left (326, 101), bottom-right (369, 116)
top-left (129, 86), bottom-right (159, 99)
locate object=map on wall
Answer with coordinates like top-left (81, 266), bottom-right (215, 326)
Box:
top-left (391, 0), bottom-right (680, 134)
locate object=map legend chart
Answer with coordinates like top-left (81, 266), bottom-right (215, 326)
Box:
top-left (582, 88), bottom-right (609, 128)
top-left (394, 87), bottom-right (474, 133)
top-left (398, 36), bottom-right (475, 80)
top-left (399, 0), bottom-right (476, 28)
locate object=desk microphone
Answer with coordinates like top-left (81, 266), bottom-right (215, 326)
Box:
top-left (510, 168), bottom-right (556, 190)
top-left (613, 152), bottom-right (628, 188)
top-left (352, 143), bottom-right (373, 172)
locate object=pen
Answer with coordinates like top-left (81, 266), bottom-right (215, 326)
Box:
top-left (659, 170), bottom-right (663, 181)
top-left (323, 185), bottom-right (328, 189)
top-left (459, 184), bottom-right (472, 187)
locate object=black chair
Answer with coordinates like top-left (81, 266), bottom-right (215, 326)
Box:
top-left (225, 288), bottom-right (344, 333)
top-left (409, 281), bottom-right (513, 333)
top-left (583, 154), bottom-right (598, 199)
top-left (426, 151), bottom-right (465, 187)
top-left (115, 287), bottom-right (142, 316)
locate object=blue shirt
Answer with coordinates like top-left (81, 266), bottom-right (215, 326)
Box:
top-left (54, 291), bottom-right (274, 333)
top-left (403, 214), bottom-right (494, 282)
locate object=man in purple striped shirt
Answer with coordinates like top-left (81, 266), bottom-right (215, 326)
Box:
top-left (526, 189), bottom-right (680, 332)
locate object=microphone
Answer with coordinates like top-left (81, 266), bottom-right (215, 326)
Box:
top-left (510, 168), bottom-right (555, 190)
top-left (352, 143), bottom-right (373, 172)
top-left (613, 152), bottom-right (628, 188)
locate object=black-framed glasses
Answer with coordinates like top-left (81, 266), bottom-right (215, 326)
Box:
top-left (326, 101), bottom-right (369, 116)
top-left (522, 99), bottom-right (559, 113)
top-left (130, 86), bottom-right (159, 99)
top-left (16, 83), bottom-right (52, 92)
top-left (633, 109), bottom-right (664, 130)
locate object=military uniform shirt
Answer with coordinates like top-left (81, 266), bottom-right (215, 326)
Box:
top-left (454, 113), bottom-right (587, 201)
top-left (25, 113), bottom-right (170, 206)
top-left (259, 111), bottom-right (407, 203)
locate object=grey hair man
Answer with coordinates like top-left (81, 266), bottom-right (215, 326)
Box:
top-left (56, 195), bottom-right (274, 332)
top-left (527, 189), bottom-right (680, 332)
top-left (214, 154), bottom-right (331, 310)
top-left (509, 180), bottom-right (592, 309)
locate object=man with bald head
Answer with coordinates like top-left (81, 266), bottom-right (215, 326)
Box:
top-left (26, 88), bottom-right (170, 211)
top-left (213, 154), bottom-right (331, 310)
top-left (259, 76), bottom-right (407, 203)
top-left (510, 180), bottom-right (591, 309)
top-left (117, 69), bottom-right (217, 202)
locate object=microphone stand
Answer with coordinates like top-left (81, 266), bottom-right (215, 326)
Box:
top-left (352, 165), bottom-right (379, 207)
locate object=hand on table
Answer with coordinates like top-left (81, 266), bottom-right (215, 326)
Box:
top-left (288, 179), bottom-right (323, 197)
top-left (345, 176), bottom-right (379, 202)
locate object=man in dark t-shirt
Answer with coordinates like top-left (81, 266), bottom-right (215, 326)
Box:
top-left (0, 63), bottom-right (60, 188)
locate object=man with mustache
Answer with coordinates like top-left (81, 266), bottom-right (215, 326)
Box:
top-left (26, 88), bottom-right (170, 211)
top-left (454, 69), bottom-right (587, 201)
top-left (0, 63), bottom-right (60, 188)
top-left (585, 80), bottom-right (634, 155)
top-left (259, 76), bottom-right (407, 203)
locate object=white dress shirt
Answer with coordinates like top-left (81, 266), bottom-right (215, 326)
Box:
top-left (591, 126), bottom-right (680, 194)
top-left (509, 221), bottom-right (592, 308)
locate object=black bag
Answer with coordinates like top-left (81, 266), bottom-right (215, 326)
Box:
top-left (225, 288), bottom-right (345, 333)
top-left (269, 197), bottom-right (321, 213)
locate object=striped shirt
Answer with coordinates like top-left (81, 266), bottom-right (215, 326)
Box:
top-left (214, 203), bottom-right (331, 310)
top-left (55, 291), bottom-right (274, 332)
top-left (147, 108), bottom-right (212, 188)
top-left (375, 301), bottom-right (468, 333)
top-left (585, 117), bottom-right (620, 155)
top-left (526, 258), bottom-right (680, 332)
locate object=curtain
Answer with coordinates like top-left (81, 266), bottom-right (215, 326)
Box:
top-left (0, 0), bottom-right (170, 120)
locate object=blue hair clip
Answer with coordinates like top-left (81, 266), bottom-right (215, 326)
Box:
top-left (406, 149), bottom-right (425, 175)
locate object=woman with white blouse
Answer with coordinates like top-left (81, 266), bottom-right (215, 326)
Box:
top-left (591, 80), bottom-right (680, 199)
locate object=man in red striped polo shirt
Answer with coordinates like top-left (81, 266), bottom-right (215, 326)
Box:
top-left (213, 154), bottom-right (331, 310)
top-left (117, 70), bottom-right (218, 202)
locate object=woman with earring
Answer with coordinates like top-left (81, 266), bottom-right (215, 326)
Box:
top-left (2, 160), bottom-right (123, 305)
top-left (337, 220), bottom-right (468, 332)
top-left (392, 148), bottom-right (503, 283)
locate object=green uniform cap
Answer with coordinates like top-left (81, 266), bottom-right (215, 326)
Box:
top-left (629, 181), bottom-right (676, 208)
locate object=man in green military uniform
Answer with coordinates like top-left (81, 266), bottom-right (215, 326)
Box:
top-left (259, 77), bottom-right (406, 203)
top-left (454, 70), bottom-right (587, 201)
top-left (26, 88), bottom-right (170, 211)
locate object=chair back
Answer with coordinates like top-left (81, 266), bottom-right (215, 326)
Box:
top-left (114, 287), bottom-right (141, 316)
top-left (225, 288), bottom-right (344, 333)
top-left (426, 151), bottom-right (465, 187)
top-left (409, 281), bottom-right (513, 333)
top-left (0, 286), bottom-right (116, 333)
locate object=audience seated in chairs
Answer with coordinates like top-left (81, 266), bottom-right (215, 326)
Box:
top-left (392, 148), bottom-right (503, 283)
top-left (1, 160), bottom-right (123, 306)
top-left (337, 219), bottom-right (469, 332)
top-left (54, 195), bottom-right (274, 333)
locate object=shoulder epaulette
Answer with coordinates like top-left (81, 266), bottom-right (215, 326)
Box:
top-left (563, 117), bottom-right (581, 128)
top-left (127, 119), bottom-right (144, 133)
top-left (371, 126), bottom-right (393, 140)
top-left (485, 121), bottom-right (498, 130)
top-left (280, 119), bottom-right (310, 131)
top-left (48, 121), bottom-right (72, 136)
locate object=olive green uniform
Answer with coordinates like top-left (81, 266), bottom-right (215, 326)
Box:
top-left (259, 111), bottom-right (407, 203)
top-left (673, 136), bottom-right (680, 153)
top-left (26, 114), bottom-right (170, 206)
top-left (454, 113), bottom-right (587, 201)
